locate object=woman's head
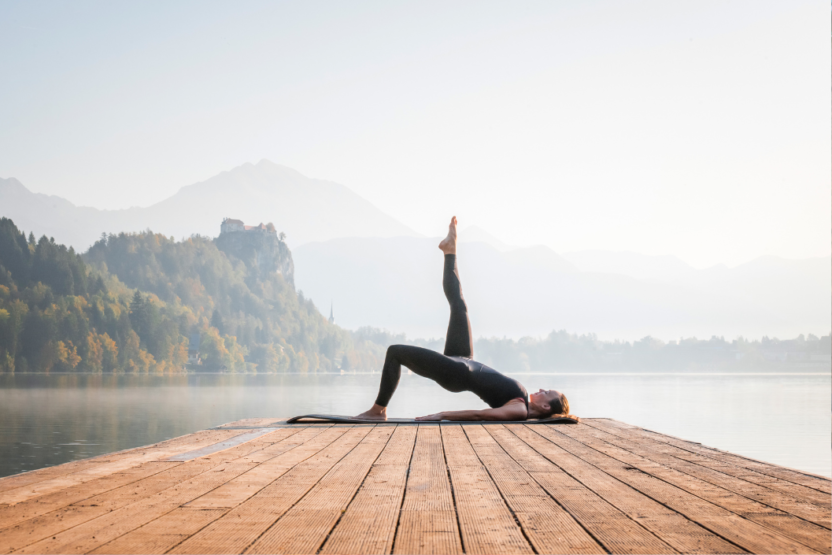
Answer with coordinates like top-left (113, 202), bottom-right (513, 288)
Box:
top-left (529, 389), bottom-right (569, 419)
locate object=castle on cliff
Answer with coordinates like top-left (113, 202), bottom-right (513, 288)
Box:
top-left (220, 218), bottom-right (277, 235)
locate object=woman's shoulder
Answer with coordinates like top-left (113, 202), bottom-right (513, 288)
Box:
top-left (499, 398), bottom-right (530, 420)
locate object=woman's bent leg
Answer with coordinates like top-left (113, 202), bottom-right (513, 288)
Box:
top-left (442, 254), bottom-right (474, 358)
top-left (374, 344), bottom-right (471, 407)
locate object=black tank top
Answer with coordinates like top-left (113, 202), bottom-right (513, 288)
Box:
top-left (453, 358), bottom-right (529, 410)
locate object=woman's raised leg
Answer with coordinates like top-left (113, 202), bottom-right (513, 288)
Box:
top-left (438, 217), bottom-right (473, 358)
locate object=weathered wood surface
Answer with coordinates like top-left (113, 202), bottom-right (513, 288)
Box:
top-left (0, 418), bottom-right (828, 554)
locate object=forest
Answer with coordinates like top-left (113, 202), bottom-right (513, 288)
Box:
top-left (0, 217), bottom-right (385, 373)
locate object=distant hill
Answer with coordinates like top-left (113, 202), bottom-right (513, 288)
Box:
top-left (458, 225), bottom-right (518, 252)
top-left (561, 250), bottom-right (695, 281)
top-left (294, 236), bottom-right (831, 340)
top-left (0, 161), bottom-right (420, 251)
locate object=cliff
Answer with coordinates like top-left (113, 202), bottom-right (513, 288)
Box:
top-left (215, 229), bottom-right (295, 286)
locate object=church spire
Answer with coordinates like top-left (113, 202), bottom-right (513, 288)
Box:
top-left (328, 302), bottom-right (334, 324)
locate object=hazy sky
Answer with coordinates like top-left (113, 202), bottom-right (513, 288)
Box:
top-left (1, 0), bottom-right (829, 268)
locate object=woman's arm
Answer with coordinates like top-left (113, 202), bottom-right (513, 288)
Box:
top-left (415, 401), bottom-right (528, 422)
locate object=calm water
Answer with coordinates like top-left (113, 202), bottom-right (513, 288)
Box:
top-left (0, 371), bottom-right (829, 478)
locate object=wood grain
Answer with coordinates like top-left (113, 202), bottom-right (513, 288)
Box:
top-left (542, 424), bottom-right (820, 554)
top-left (321, 425), bottom-right (417, 555)
top-left (594, 419), bottom-right (831, 495)
top-left (2, 418), bottom-right (826, 555)
top-left (579, 420), bottom-right (830, 552)
top-left (6, 429), bottom-right (292, 554)
top-left (586, 419), bottom-right (831, 508)
top-left (441, 425), bottom-right (533, 555)
top-left (245, 427), bottom-right (394, 554)
top-left (169, 426), bottom-right (364, 554)
top-left (510, 425), bottom-right (744, 554)
top-left (0, 429), bottom-right (244, 504)
top-left (485, 424), bottom-right (676, 554)
top-left (393, 425), bottom-right (463, 555)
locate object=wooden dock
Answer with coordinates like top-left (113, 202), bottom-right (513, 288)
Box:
top-left (0, 418), bottom-right (829, 554)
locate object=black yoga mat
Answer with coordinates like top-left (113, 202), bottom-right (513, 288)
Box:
top-left (286, 414), bottom-right (580, 424)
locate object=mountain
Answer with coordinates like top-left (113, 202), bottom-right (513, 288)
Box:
top-left (561, 250), bottom-right (695, 282)
top-left (0, 161), bottom-right (420, 251)
top-left (294, 236), bottom-right (830, 340)
top-left (458, 225), bottom-right (516, 252)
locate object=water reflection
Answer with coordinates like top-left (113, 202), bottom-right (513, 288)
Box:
top-left (0, 371), bottom-right (828, 478)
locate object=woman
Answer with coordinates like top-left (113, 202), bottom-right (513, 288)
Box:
top-left (356, 216), bottom-right (569, 422)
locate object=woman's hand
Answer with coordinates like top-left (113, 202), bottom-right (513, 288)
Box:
top-left (415, 412), bottom-right (445, 421)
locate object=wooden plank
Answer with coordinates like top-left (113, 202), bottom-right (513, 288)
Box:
top-left (0, 429), bottom-right (247, 505)
top-left (540, 425), bottom-right (820, 554)
top-left (464, 424), bottom-right (623, 555)
top-left (245, 427), bottom-right (394, 554)
top-left (598, 419), bottom-right (831, 495)
top-left (440, 425), bottom-right (534, 555)
top-left (93, 426), bottom-right (333, 555)
top-left (321, 426), bottom-right (417, 555)
top-left (0, 428), bottom-right (303, 537)
top-left (484, 424), bottom-right (677, 554)
top-left (0, 461), bottom-right (174, 533)
top-left (588, 419), bottom-right (831, 508)
top-left (8, 429), bottom-right (294, 555)
top-left (589, 422), bottom-right (831, 524)
top-left (393, 425), bottom-right (462, 555)
top-left (15, 460), bottom-right (257, 554)
top-left (86, 426), bottom-right (341, 555)
top-left (185, 426), bottom-right (324, 509)
top-left (509, 425), bottom-right (744, 555)
top-left (170, 426), bottom-right (367, 555)
top-left (580, 421), bottom-right (831, 545)
top-left (0, 430), bottom-right (237, 505)
top-left (88, 508), bottom-right (227, 555)
top-left (0, 461), bottom-right (205, 554)
top-left (0, 428), bottom-right (231, 496)
top-left (166, 429), bottom-right (281, 461)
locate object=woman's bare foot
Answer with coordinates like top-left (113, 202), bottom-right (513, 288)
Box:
top-left (438, 216), bottom-right (458, 255)
top-left (355, 404), bottom-right (387, 421)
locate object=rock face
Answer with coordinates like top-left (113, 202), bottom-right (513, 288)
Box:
top-left (215, 228), bottom-right (295, 286)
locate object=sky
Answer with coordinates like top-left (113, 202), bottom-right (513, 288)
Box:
top-left (0, 0), bottom-right (829, 268)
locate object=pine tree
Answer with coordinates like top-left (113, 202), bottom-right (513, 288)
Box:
top-left (129, 291), bottom-right (150, 344)
top-left (210, 309), bottom-right (225, 335)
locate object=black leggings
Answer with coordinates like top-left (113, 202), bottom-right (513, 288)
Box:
top-left (374, 254), bottom-right (474, 407)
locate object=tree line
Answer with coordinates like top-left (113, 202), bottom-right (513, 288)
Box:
top-left (357, 327), bottom-right (831, 371)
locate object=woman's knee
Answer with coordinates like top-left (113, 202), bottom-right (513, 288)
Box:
top-left (386, 344), bottom-right (428, 368)
top-left (386, 344), bottom-right (409, 360)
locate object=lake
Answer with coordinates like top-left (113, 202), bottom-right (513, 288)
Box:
top-left (0, 370), bottom-right (829, 479)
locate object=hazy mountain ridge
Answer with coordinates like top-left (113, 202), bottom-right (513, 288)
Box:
top-left (3, 163), bottom-right (828, 342)
top-left (0, 161), bottom-right (420, 251)
top-left (294, 236), bottom-right (830, 340)
top-left (561, 250), bottom-right (695, 281)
